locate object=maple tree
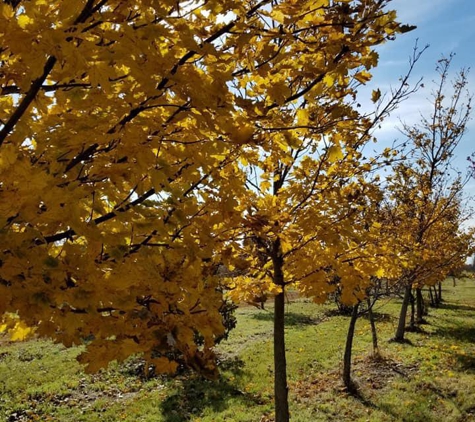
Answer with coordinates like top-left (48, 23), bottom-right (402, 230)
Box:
top-left (220, 5), bottom-right (422, 420)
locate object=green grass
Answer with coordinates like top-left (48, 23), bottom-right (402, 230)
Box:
top-left (1, 279), bottom-right (475, 421)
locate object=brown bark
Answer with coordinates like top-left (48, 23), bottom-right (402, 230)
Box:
top-left (409, 290), bottom-right (416, 330)
top-left (272, 240), bottom-right (289, 422)
top-left (367, 298), bottom-right (379, 355)
top-left (429, 286), bottom-right (435, 307)
top-left (394, 284), bottom-right (412, 342)
top-left (433, 284), bottom-right (440, 307)
top-left (343, 302), bottom-right (360, 392)
top-left (416, 288), bottom-right (424, 324)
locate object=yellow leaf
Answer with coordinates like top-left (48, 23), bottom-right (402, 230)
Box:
top-left (0, 4), bottom-right (14, 19)
top-left (296, 109), bottom-right (309, 126)
top-left (354, 71), bottom-right (372, 84)
top-left (17, 15), bottom-right (32, 29)
top-left (150, 357), bottom-right (179, 374)
top-left (271, 10), bottom-right (286, 24)
top-left (0, 144), bottom-right (17, 169)
top-left (232, 125), bottom-right (255, 144)
top-left (323, 74), bottom-right (335, 87)
top-left (9, 321), bottom-right (33, 341)
top-left (327, 145), bottom-right (343, 162)
top-left (260, 180), bottom-right (271, 191)
top-left (371, 88), bottom-right (381, 103)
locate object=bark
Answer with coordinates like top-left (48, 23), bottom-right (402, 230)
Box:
top-left (272, 242), bottom-right (289, 422)
top-left (416, 288), bottom-right (424, 324)
top-left (433, 284), bottom-right (440, 307)
top-left (429, 286), bottom-right (435, 307)
top-left (343, 302), bottom-right (360, 392)
top-left (394, 284), bottom-right (412, 342)
top-left (409, 290), bottom-right (415, 330)
top-left (367, 298), bottom-right (378, 355)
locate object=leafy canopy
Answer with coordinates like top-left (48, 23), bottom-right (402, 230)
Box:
top-left (1, 0), bottom-right (408, 373)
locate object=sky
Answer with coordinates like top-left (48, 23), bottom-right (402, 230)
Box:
top-left (367, 0), bottom-right (475, 196)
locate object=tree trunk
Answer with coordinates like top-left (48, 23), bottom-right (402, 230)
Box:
top-left (438, 282), bottom-right (442, 303)
top-left (367, 297), bottom-right (379, 356)
top-left (416, 288), bottom-right (424, 324)
top-left (409, 290), bottom-right (415, 330)
top-left (272, 241), bottom-right (289, 422)
top-left (343, 302), bottom-right (360, 392)
top-left (433, 284), bottom-right (439, 307)
top-left (394, 284), bottom-right (412, 342)
top-left (429, 286), bottom-right (435, 307)
top-left (274, 291), bottom-right (289, 422)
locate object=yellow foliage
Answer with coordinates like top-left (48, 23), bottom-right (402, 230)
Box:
top-left (0, 0), bottom-right (413, 375)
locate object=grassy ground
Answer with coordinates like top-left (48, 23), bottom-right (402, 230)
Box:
top-left (1, 278), bottom-right (475, 421)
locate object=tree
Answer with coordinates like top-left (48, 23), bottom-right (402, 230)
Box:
top-left (220, 4), bottom-right (421, 420)
top-left (387, 56), bottom-right (473, 342)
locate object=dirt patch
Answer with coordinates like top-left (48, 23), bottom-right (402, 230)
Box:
top-left (351, 353), bottom-right (419, 389)
top-left (291, 353), bottom-right (420, 403)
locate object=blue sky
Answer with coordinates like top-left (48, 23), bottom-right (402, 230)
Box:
top-left (368, 0), bottom-right (475, 188)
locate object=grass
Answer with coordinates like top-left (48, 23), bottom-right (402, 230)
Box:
top-left (1, 278), bottom-right (475, 421)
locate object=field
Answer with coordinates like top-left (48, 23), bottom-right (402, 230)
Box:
top-left (1, 279), bottom-right (475, 422)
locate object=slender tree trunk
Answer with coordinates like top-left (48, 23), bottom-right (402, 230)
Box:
top-left (433, 284), bottom-right (440, 307)
top-left (409, 290), bottom-right (416, 330)
top-left (429, 286), bottom-right (435, 307)
top-left (272, 241), bottom-right (289, 422)
top-left (416, 288), bottom-right (424, 324)
top-left (367, 297), bottom-right (379, 356)
top-left (274, 291), bottom-right (289, 422)
top-left (438, 282), bottom-right (442, 303)
top-left (343, 302), bottom-right (360, 392)
top-left (394, 284), bottom-right (412, 342)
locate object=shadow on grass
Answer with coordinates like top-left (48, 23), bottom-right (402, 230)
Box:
top-left (388, 337), bottom-right (414, 346)
top-left (432, 324), bottom-right (475, 344)
top-left (251, 311), bottom-right (320, 326)
top-left (454, 353), bottom-right (475, 373)
top-left (343, 381), bottom-right (403, 421)
top-left (438, 302), bottom-right (475, 313)
top-left (160, 357), bottom-right (266, 422)
top-left (364, 312), bottom-right (394, 323)
top-left (323, 309), bottom-right (393, 322)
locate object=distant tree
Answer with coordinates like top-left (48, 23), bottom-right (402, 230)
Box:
top-left (387, 56), bottom-right (473, 342)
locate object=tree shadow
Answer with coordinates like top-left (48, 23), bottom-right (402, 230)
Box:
top-left (438, 302), bottom-right (475, 318)
top-left (405, 325), bottom-right (426, 333)
top-left (432, 324), bottom-right (475, 344)
top-left (388, 337), bottom-right (414, 346)
top-left (363, 312), bottom-right (393, 322)
top-left (159, 357), bottom-right (266, 422)
top-left (251, 311), bottom-right (320, 326)
top-left (343, 379), bottom-right (403, 421)
top-left (453, 353), bottom-right (475, 373)
top-left (323, 309), bottom-right (393, 322)
top-left (438, 302), bottom-right (475, 313)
